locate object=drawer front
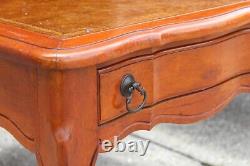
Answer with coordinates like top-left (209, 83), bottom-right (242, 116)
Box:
top-left (98, 32), bottom-right (250, 124)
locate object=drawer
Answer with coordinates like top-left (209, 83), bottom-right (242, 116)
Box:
top-left (98, 33), bottom-right (250, 124)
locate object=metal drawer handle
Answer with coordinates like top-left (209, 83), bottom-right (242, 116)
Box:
top-left (120, 74), bottom-right (147, 113)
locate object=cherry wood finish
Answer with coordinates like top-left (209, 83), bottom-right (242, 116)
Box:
top-left (0, 1), bottom-right (250, 166)
top-left (99, 30), bottom-right (250, 123)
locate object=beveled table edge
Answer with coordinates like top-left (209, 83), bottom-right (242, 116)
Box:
top-left (0, 1), bottom-right (249, 69)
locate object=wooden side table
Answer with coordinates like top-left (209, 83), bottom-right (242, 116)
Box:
top-left (0, 1), bottom-right (250, 165)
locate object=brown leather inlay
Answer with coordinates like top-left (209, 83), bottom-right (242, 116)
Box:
top-left (0, 0), bottom-right (244, 38)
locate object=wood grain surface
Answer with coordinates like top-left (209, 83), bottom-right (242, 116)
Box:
top-left (35, 67), bottom-right (98, 166)
top-left (98, 74), bottom-right (250, 147)
top-left (0, 1), bottom-right (250, 166)
top-left (0, 58), bottom-right (36, 152)
top-left (99, 29), bottom-right (250, 123)
top-left (0, 1), bottom-right (248, 70)
top-left (0, 0), bottom-right (243, 37)
top-left (0, 1), bottom-right (248, 49)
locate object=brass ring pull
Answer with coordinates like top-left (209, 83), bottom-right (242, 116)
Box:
top-left (120, 74), bottom-right (147, 113)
